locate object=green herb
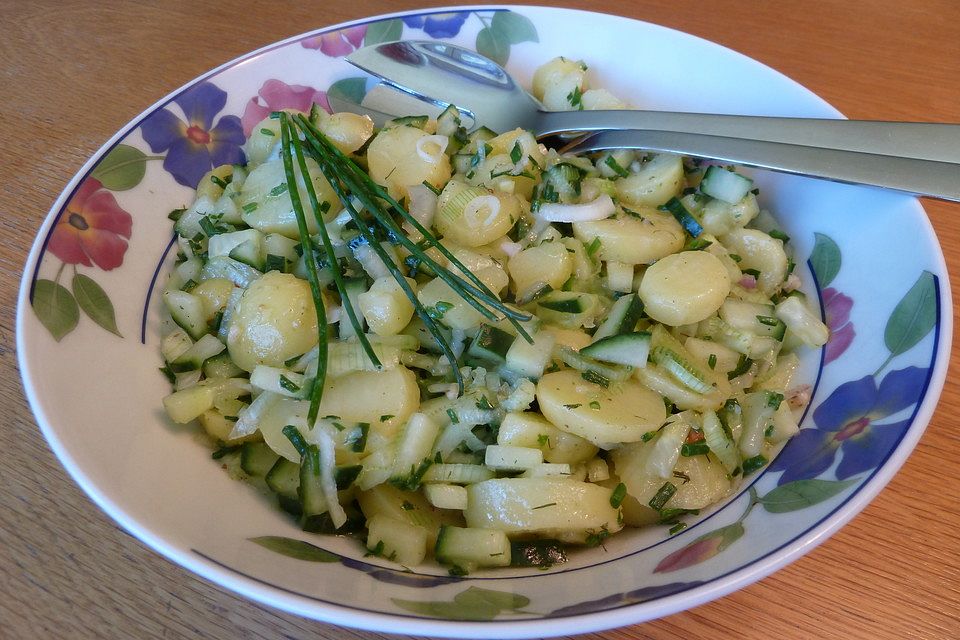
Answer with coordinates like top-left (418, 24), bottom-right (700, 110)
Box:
top-left (707, 354), bottom-right (717, 370)
top-left (742, 268), bottom-right (761, 278)
top-left (765, 424), bottom-right (775, 438)
top-left (756, 315), bottom-right (780, 327)
top-left (242, 202), bottom-right (259, 214)
top-left (589, 400), bottom-right (601, 410)
top-left (769, 229), bottom-right (790, 243)
top-left (669, 522), bottom-right (687, 535)
top-left (581, 369), bottom-right (610, 388)
top-left (390, 457), bottom-right (433, 491)
top-left (380, 414), bottom-right (395, 422)
top-left (532, 502), bottom-right (557, 510)
top-left (260, 127), bottom-right (276, 137)
top-left (426, 301), bottom-right (454, 321)
top-left (509, 140), bottom-right (523, 164)
top-left (566, 86), bottom-right (584, 110)
top-left (211, 444), bottom-right (240, 460)
top-left (401, 500), bottom-right (415, 511)
top-left (672, 470), bottom-right (691, 484)
top-left (278, 374), bottom-right (300, 394)
top-left (448, 564), bottom-right (469, 577)
top-left (421, 179), bottom-right (441, 195)
top-left (346, 423), bottom-right (369, 453)
top-left (537, 434), bottom-right (550, 448)
top-left (610, 482), bottom-right (627, 508)
top-left (264, 254), bottom-right (286, 273)
top-left (584, 526), bottom-right (610, 547)
top-left (167, 207), bottom-right (186, 221)
top-left (729, 253), bottom-right (742, 262)
top-left (727, 354), bottom-right (752, 380)
top-left (767, 392), bottom-right (785, 409)
top-left (648, 482), bottom-right (677, 511)
top-left (658, 507), bottom-right (699, 523)
top-left (563, 403), bottom-right (582, 409)
top-left (180, 278), bottom-right (197, 292)
top-left (476, 396), bottom-right (494, 411)
top-left (268, 182), bottom-right (289, 197)
top-left (683, 237), bottom-right (713, 251)
top-left (680, 442), bottom-right (711, 457)
top-left (281, 425), bottom-right (309, 457)
top-left (198, 216), bottom-right (225, 237)
top-left (446, 408), bottom-right (460, 424)
top-left (585, 237), bottom-right (602, 258)
top-left (210, 174), bottom-right (231, 190)
top-left (158, 364), bottom-right (176, 383)
top-left (603, 155), bottom-right (630, 178)
top-left (641, 430), bottom-right (658, 442)
top-left (742, 454), bottom-right (768, 476)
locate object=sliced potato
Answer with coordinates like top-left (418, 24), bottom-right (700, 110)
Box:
top-left (573, 210), bottom-right (684, 265)
top-left (536, 370), bottom-right (667, 447)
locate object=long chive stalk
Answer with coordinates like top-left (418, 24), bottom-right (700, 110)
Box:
top-left (297, 132), bottom-right (466, 392)
top-left (285, 114), bottom-right (381, 371)
top-left (293, 115), bottom-right (533, 343)
top-left (278, 115), bottom-right (327, 426)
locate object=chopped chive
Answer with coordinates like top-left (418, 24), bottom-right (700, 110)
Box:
top-left (589, 400), bottom-right (601, 410)
top-left (669, 522), bottom-right (687, 535)
top-left (242, 202), bottom-right (259, 214)
top-left (707, 354), bottom-right (717, 370)
top-left (278, 374), bottom-right (300, 394)
top-left (380, 414), bottom-right (395, 422)
top-left (727, 355), bottom-right (752, 380)
top-left (648, 482), bottom-right (677, 511)
top-left (476, 396), bottom-right (494, 411)
top-left (509, 140), bottom-right (523, 164)
top-left (198, 216), bottom-right (224, 237)
top-left (281, 425), bottom-right (309, 457)
top-left (683, 237), bottom-right (713, 251)
top-left (769, 229), bottom-right (790, 243)
top-left (680, 442), bottom-right (711, 457)
top-left (742, 268), bottom-right (761, 278)
top-left (264, 254), bottom-right (286, 273)
top-left (563, 403), bottom-right (582, 409)
top-left (765, 424), bottom-right (775, 438)
top-left (167, 207), bottom-right (186, 221)
top-left (641, 430), bottom-right (658, 442)
top-left (427, 301), bottom-right (454, 321)
top-left (446, 408), bottom-right (460, 424)
top-left (659, 197), bottom-right (702, 237)
top-left (603, 155), bottom-right (630, 178)
top-left (610, 482), bottom-right (627, 508)
top-left (346, 423), bottom-right (369, 453)
top-left (210, 174), bottom-right (230, 189)
top-left (211, 444), bottom-right (240, 460)
top-left (566, 86), bottom-right (584, 110)
top-left (742, 454), bottom-right (768, 476)
top-left (260, 127), bottom-right (276, 136)
top-left (581, 370), bottom-right (610, 388)
top-left (421, 179), bottom-right (441, 195)
top-left (729, 253), bottom-right (742, 263)
top-left (585, 237), bottom-right (602, 258)
top-left (766, 392), bottom-right (785, 409)
top-left (269, 183), bottom-right (289, 197)
top-left (756, 315), bottom-right (780, 327)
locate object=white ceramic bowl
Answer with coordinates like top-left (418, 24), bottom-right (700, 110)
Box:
top-left (17, 5), bottom-right (951, 637)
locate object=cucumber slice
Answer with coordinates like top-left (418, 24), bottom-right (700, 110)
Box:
top-left (700, 166), bottom-right (753, 203)
top-left (720, 299), bottom-right (786, 340)
top-left (435, 525), bottom-right (511, 571)
top-left (466, 323), bottom-right (516, 365)
top-left (580, 331), bottom-right (651, 368)
top-left (505, 330), bottom-right (556, 379)
top-left (592, 293), bottom-right (644, 342)
top-left (170, 333), bottom-right (225, 372)
top-left (240, 442), bottom-right (280, 478)
top-left (367, 514), bottom-right (428, 566)
top-left (161, 328), bottom-right (193, 363)
top-left (163, 290), bottom-right (209, 340)
top-left (468, 126), bottom-right (497, 144)
top-left (338, 277), bottom-right (368, 340)
top-left (265, 457), bottom-right (300, 500)
top-left (200, 256), bottom-right (262, 289)
top-left (202, 351), bottom-right (246, 379)
top-left (298, 447), bottom-right (327, 525)
top-left (536, 291), bottom-right (600, 328)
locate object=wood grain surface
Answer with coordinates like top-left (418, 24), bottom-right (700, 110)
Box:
top-left (2, 1), bottom-right (958, 638)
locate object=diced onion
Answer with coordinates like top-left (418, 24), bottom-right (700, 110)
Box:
top-left (406, 183), bottom-right (439, 229)
top-left (498, 237), bottom-right (523, 257)
top-left (230, 390), bottom-right (280, 439)
top-left (536, 194), bottom-right (615, 223)
top-left (416, 134), bottom-right (449, 164)
top-left (315, 423), bottom-right (347, 528)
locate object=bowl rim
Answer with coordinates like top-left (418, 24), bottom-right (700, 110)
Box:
top-left (16, 4), bottom-right (953, 637)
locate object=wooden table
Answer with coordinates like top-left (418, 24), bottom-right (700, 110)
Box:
top-left (2, 1), bottom-right (958, 638)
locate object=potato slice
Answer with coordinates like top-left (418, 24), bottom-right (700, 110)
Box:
top-left (573, 210), bottom-right (684, 265)
top-left (536, 370), bottom-right (667, 447)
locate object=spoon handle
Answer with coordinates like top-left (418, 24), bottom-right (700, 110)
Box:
top-left (563, 130), bottom-right (960, 202)
top-left (539, 111), bottom-right (960, 164)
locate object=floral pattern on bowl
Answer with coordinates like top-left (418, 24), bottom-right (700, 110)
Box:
top-left (18, 6), bottom-right (950, 637)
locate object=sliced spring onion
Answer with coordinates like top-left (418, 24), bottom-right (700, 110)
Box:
top-left (536, 194), bottom-right (615, 223)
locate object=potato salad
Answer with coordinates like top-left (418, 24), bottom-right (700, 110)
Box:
top-left (160, 56), bottom-right (829, 574)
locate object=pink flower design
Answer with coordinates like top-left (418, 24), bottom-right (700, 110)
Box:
top-left (48, 177), bottom-right (133, 271)
top-left (654, 522), bottom-right (744, 573)
top-left (823, 287), bottom-right (855, 364)
top-left (301, 25), bottom-right (367, 57)
top-left (240, 80), bottom-right (330, 137)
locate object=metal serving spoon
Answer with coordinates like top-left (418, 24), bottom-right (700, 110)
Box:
top-left (342, 40), bottom-right (960, 201)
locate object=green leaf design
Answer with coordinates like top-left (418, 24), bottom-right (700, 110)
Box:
top-left (32, 279), bottom-right (79, 341)
top-left (363, 18), bottom-right (404, 46)
top-left (454, 586), bottom-right (530, 611)
top-left (249, 536), bottom-right (339, 562)
top-left (392, 597), bottom-right (500, 621)
top-left (759, 478), bottom-right (858, 513)
top-left (809, 232), bottom-right (841, 287)
top-left (884, 271), bottom-right (937, 357)
top-left (476, 27), bottom-right (511, 67)
top-left (91, 144), bottom-right (148, 191)
top-left (392, 586), bottom-right (531, 620)
top-left (72, 273), bottom-right (122, 337)
top-left (327, 77), bottom-right (368, 105)
top-left (491, 11), bottom-right (539, 45)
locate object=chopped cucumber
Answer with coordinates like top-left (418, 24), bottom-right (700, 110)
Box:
top-left (367, 514), bottom-right (428, 566)
top-left (265, 457), bottom-right (300, 501)
top-left (466, 323), bottom-right (516, 365)
top-left (170, 333), bottom-right (225, 372)
top-left (592, 293), bottom-right (644, 342)
top-left (505, 330), bottom-right (556, 379)
top-left (163, 289), bottom-right (209, 340)
top-left (435, 525), bottom-right (511, 571)
top-left (580, 331), bottom-right (651, 368)
top-left (338, 277), bottom-right (368, 340)
top-left (240, 442), bottom-right (280, 478)
top-left (700, 166), bottom-right (753, 204)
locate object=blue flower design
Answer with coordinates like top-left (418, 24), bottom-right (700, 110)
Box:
top-left (770, 367), bottom-right (926, 485)
top-left (402, 12), bottom-right (469, 38)
top-left (141, 82), bottom-right (245, 188)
